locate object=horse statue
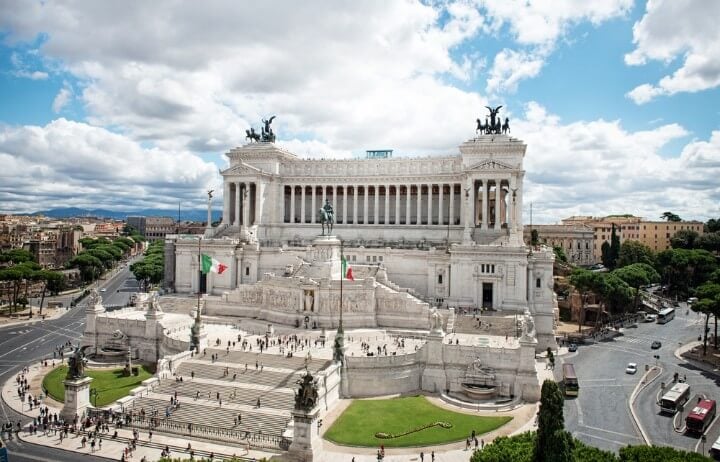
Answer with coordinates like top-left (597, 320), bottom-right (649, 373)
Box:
top-left (318, 199), bottom-right (334, 235)
top-left (245, 128), bottom-right (260, 143)
top-left (476, 118), bottom-right (485, 135)
top-left (502, 117), bottom-right (510, 134)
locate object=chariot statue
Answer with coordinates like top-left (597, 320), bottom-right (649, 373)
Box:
top-left (476, 106), bottom-right (509, 135)
top-left (294, 370), bottom-right (319, 411)
top-left (318, 199), bottom-right (334, 235)
top-left (66, 345), bottom-right (91, 380)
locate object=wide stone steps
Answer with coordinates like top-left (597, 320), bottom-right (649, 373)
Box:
top-left (175, 361), bottom-right (301, 389)
top-left (131, 396), bottom-right (289, 435)
top-left (453, 315), bottom-right (518, 336)
top-left (156, 381), bottom-right (295, 411)
top-left (202, 349), bottom-right (331, 373)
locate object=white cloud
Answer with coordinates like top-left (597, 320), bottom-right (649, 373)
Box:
top-left (486, 49), bottom-right (544, 94)
top-left (625, 0), bottom-right (720, 103)
top-left (515, 102), bottom-right (720, 223)
top-left (0, 119), bottom-right (218, 213)
top-left (51, 85), bottom-right (72, 113)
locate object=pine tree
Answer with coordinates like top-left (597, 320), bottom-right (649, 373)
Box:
top-left (534, 380), bottom-right (573, 462)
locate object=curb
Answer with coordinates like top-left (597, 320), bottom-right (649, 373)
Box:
top-left (628, 365), bottom-right (662, 445)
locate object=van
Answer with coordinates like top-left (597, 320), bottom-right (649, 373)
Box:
top-left (711, 434), bottom-right (720, 460)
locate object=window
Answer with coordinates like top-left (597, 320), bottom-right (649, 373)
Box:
top-left (438, 274), bottom-right (443, 284)
top-left (379, 256), bottom-right (383, 262)
top-left (536, 278), bottom-right (541, 288)
top-left (245, 267), bottom-right (250, 276)
top-left (366, 256), bottom-right (371, 262)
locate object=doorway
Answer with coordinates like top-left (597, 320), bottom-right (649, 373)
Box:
top-left (482, 283), bottom-right (493, 309)
top-left (198, 271), bottom-right (207, 294)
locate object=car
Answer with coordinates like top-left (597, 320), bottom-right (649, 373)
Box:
top-left (644, 314), bottom-right (656, 322)
top-left (651, 340), bottom-right (662, 349)
top-left (100, 288), bottom-right (107, 292)
top-left (626, 363), bottom-right (638, 374)
top-left (568, 343), bottom-right (578, 352)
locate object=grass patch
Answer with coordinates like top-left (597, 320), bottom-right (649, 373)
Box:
top-left (42, 365), bottom-right (153, 407)
top-left (324, 396), bottom-right (512, 448)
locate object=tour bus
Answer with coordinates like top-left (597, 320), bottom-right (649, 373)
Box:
top-left (657, 307), bottom-right (676, 324)
top-left (686, 399), bottom-right (717, 434)
top-left (660, 382), bottom-right (691, 414)
top-left (562, 363), bottom-right (579, 397)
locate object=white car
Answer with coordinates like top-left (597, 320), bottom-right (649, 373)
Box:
top-left (626, 363), bottom-right (638, 374)
top-left (100, 288), bottom-right (107, 292)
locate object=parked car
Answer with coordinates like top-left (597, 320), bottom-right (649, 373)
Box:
top-left (100, 288), bottom-right (107, 292)
top-left (626, 363), bottom-right (638, 374)
top-left (644, 315), bottom-right (656, 322)
top-left (651, 340), bottom-right (662, 349)
top-left (568, 343), bottom-right (578, 352)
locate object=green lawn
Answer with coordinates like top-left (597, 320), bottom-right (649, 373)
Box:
top-left (324, 396), bottom-right (512, 448)
top-left (42, 365), bottom-right (153, 407)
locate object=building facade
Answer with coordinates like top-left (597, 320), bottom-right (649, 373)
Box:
top-left (165, 133), bottom-right (557, 350)
top-left (523, 224), bottom-right (594, 266)
top-left (127, 216), bottom-right (176, 241)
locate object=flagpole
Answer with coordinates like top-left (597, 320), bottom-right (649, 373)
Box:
top-left (191, 236), bottom-right (203, 353)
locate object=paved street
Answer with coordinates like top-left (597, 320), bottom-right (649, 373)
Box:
top-left (559, 305), bottom-right (720, 455)
top-left (0, 264), bottom-right (138, 461)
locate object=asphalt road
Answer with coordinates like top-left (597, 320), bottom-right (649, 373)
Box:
top-left (559, 305), bottom-right (720, 455)
top-left (0, 264), bottom-right (138, 461)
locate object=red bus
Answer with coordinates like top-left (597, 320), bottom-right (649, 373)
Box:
top-left (686, 399), bottom-right (716, 434)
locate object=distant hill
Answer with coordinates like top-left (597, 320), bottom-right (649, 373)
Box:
top-left (24, 207), bottom-right (222, 222)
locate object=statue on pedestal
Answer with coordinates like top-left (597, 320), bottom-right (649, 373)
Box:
top-left (294, 371), bottom-right (319, 411)
top-left (429, 307), bottom-right (443, 334)
top-left (66, 345), bottom-right (91, 380)
top-left (318, 199), bottom-right (334, 235)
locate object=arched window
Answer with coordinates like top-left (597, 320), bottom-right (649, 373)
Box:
top-left (536, 278), bottom-right (541, 288)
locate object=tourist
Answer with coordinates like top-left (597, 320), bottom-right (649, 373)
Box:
top-left (466, 437), bottom-right (470, 450)
top-left (431, 451), bottom-right (435, 461)
top-left (420, 451), bottom-right (424, 461)
top-left (481, 439), bottom-right (485, 449)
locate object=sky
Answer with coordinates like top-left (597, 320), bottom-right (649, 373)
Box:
top-left (0, 0), bottom-right (718, 224)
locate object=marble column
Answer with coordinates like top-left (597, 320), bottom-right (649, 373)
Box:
top-left (374, 185), bottom-right (380, 224)
top-left (449, 184), bottom-right (455, 226)
top-left (322, 185), bottom-right (327, 212)
top-left (311, 186), bottom-right (316, 224)
top-left (290, 185), bottom-right (296, 225)
top-left (481, 180), bottom-right (488, 229)
top-left (394, 185), bottom-right (401, 225)
top-left (494, 179), bottom-right (502, 230)
top-left (235, 182), bottom-right (241, 226)
top-left (438, 184), bottom-right (444, 225)
top-left (353, 186), bottom-right (358, 224)
top-left (300, 185), bottom-right (306, 224)
top-left (385, 185), bottom-right (390, 225)
top-left (363, 186), bottom-right (369, 224)
top-left (427, 184), bottom-right (433, 225)
top-left (342, 186), bottom-right (348, 225)
top-left (223, 181), bottom-right (231, 224)
top-left (405, 185), bottom-right (411, 225)
top-left (242, 183), bottom-right (250, 227)
top-left (254, 181), bottom-right (265, 225)
top-left (416, 185), bottom-right (422, 225)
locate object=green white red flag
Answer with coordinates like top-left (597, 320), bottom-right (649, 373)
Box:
top-left (201, 254), bottom-right (227, 274)
top-left (341, 255), bottom-right (354, 281)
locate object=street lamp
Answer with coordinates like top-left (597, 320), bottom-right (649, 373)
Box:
top-left (702, 434), bottom-right (707, 454)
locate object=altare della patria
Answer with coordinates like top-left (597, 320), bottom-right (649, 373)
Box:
top-left (78, 106), bottom-right (559, 461)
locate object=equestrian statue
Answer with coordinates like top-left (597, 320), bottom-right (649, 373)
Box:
top-left (318, 198), bottom-right (334, 236)
top-left (245, 115), bottom-right (277, 143)
top-left (476, 106), bottom-right (510, 135)
top-left (66, 345), bottom-right (91, 380)
top-left (294, 370), bottom-right (319, 411)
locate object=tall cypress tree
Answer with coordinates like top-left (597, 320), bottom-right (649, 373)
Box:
top-left (609, 223), bottom-right (621, 269)
top-left (534, 380), bottom-right (573, 462)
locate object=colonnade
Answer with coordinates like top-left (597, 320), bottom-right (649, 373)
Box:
top-left (282, 184), bottom-right (462, 226)
top-left (468, 178), bottom-right (515, 230)
top-left (223, 182), bottom-right (263, 227)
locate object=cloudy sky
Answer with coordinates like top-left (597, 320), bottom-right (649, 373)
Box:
top-left (0, 0), bottom-right (718, 223)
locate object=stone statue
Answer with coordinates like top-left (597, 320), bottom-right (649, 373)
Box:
top-left (304, 291), bottom-right (314, 312)
top-left (522, 308), bottom-right (536, 340)
top-left (87, 287), bottom-right (100, 308)
top-left (502, 117), bottom-right (510, 134)
top-left (66, 345), bottom-right (91, 380)
top-left (318, 199), bottom-right (334, 235)
top-left (261, 115), bottom-right (276, 142)
top-left (294, 370), bottom-right (319, 411)
top-left (429, 307), bottom-right (443, 333)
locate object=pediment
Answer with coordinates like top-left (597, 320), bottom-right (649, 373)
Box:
top-left (468, 160), bottom-right (515, 171)
top-left (220, 162), bottom-right (262, 176)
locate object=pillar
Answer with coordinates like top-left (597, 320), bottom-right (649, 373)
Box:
top-left (394, 185), bottom-right (400, 225)
top-left (234, 182), bottom-right (241, 226)
top-left (438, 184), bottom-right (444, 225)
top-left (343, 186), bottom-right (348, 225)
top-left (494, 179), bottom-right (501, 230)
top-left (243, 183), bottom-right (250, 228)
top-left (449, 184), bottom-right (455, 227)
top-left (481, 180), bottom-right (488, 229)
top-left (300, 185), bottom-right (306, 224)
top-left (353, 186), bottom-right (358, 224)
top-left (311, 186), bottom-right (316, 224)
top-left (427, 184), bottom-right (433, 225)
top-left (416, 185), bottom-right (422, 225)
top-left (363, 186), bottom-right (369, 224)
top-left (290, 185), bottom-right (296, 225)
top-left (254, 181), bottom-right (265, 225)
top-left (405, 185), bottom-right (411, 225)
top-left (223, 181), bottom-right (231, 224)
top-left (374, 185), bottom-right (380, 224)
top-left (385, 185), bottom-right (390, 225)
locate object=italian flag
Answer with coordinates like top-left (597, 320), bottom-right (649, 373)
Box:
top-left (341, 255), bottom-right (354, 281)
top-left (201, 254), bottom-right (228, 275)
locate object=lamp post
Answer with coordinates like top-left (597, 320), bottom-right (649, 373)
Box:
top-left (702, 434), bottom-right (707, 454)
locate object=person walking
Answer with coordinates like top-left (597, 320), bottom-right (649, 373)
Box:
top-left (420, 451), bottom-right (424, 461)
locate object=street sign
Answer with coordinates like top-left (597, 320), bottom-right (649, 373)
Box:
top-left (0, 446), bottom-right (9, 462)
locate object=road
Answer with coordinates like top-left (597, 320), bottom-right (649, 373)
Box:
top-left (0, 263), bottom-right (139, 461)
top-left (559, 305), bottom-right (720, 455)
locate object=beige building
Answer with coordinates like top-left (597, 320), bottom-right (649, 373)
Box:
top-left (561, 215), bottom-right (704, 259)
top-left (523, 224), bottom-right (594, 266)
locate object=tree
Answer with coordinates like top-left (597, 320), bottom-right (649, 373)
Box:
top-left (531, 229), bottom-right (539, 246)
top-left (535, 380), bottom-right (573, 462)
top-left (616, 241), bottom-right (656, 268)
top-left (553, 246), bottom-right (567, 264)
top-left (569, 269), bottom-right (599, 332)
top-left (695, 283), bottom-right (720, 352)
top-left (670, 229), bottom-right (699, 249)
top-left (706, 218), bottom-right (720, 233)
top-left (609, 224), bottom-right (620, 270)
top-left (596, 273), bottom-right (634, 315)
top-left (696, 232), bottom-right (720, 253)
top-left (661, 211), bottom-right (682, 222)
top-left (656, 249), bottom-right (718, 296)
top-left (613, 264), bottom-right (660, 311)
top-left (600, 241), bottom-right (611, 268)
top-left (0, 248), bottom-right (34, 264)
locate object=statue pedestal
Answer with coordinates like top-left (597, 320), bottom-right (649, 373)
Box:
top-left (287, 407), bottom-right (323, 461)
top-left (61, 376), bottom-right (93, 421)
top-left (421, 334), bottom-right (447, 394)
top-left (307, 236), bottom-right (342, 280)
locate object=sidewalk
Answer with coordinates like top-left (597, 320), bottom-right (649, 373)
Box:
top-left (0, 305), bottom-right (70, 328)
